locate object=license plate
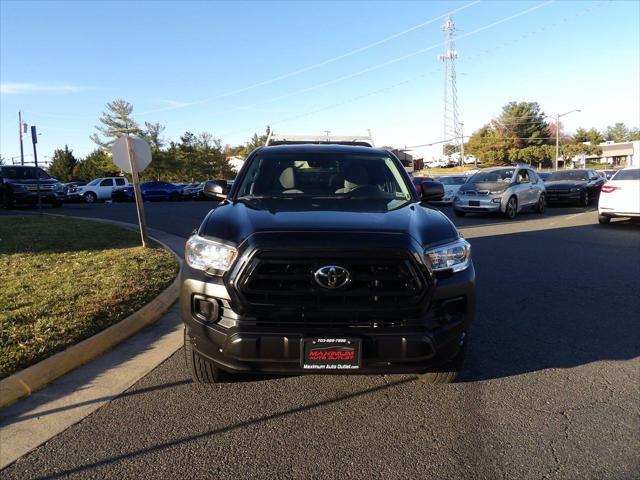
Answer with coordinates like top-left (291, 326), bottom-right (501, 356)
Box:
top-left (469, 200), bottom-right (480, 206)
top-left (302, 338), bottom-right (361, 370)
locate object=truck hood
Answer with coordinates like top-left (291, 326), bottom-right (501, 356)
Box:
top-left (199, 200), bottom-right (459, 249)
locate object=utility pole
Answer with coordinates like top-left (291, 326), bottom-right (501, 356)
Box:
top-left (552, 109), bottom-right (581, 170)
top-left (31, 125), bottom-right (42, 215)
top-left (438, 15), bottom-right (463, 160)
top-left (19, 111), bottom-right (25, 165)
top-left (555, 113), bottom-right (560, 171)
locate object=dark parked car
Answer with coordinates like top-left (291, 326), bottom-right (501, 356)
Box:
top-left (0, 165), bottom-right (65, 208)
top-left (112, 181), bottom-right (183, 202)
top-left (62, 181), bottom-right (88, 195)
top-left (537, 172), bottom-right (551, 181)
top-left (181, 144), bottom-right (475, 384)
top-left (182, 182), bottom-right (205, 200)
top-left (545, 169), bottom-right (605, 206)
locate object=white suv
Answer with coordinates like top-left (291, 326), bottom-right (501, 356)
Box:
top-left (598, 167), bottom-right (640, 224)
top-left (69, 177), bottom-right (129, 203)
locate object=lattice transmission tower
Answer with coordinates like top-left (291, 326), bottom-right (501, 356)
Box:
top-left (438, 15), bottom-right (463, 160)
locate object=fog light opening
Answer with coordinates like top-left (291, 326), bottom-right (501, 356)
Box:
top-left (193, 295), bottom-right (220, 323)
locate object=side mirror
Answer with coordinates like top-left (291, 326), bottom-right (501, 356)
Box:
top-left (203, 180), bottom-right (227, 200)
top-left (420, 181), bottom-right (445, 202)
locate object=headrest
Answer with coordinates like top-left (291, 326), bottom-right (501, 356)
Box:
top-left (279, 167), bottom-right (296, 189)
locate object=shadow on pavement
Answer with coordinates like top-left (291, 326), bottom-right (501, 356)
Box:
top-left (458, 220), bottom-right (640, 382)
top-left (32, 377), bottom-right (415, 480)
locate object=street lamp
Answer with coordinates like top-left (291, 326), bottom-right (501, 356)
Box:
top-left (552, 109), bottom-right (581, 170)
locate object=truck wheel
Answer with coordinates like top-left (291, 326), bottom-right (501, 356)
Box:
top-left (453, 209), bottom-right (466, 217)
top-left (83, 192), bottom-right (97, 204)
top-left (598, 214), bottom-right (611, 224)
top-left (419, 336), bottom-right (467, 384)
top-left (184, 328), bottom-right (225, 383)
top-left (1, 190), bottom-right (13, 209)
top-left (504, 196), bottom-right (517, 219)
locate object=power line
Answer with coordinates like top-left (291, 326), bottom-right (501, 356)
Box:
top-left (24, 3), bottom-right (482, 122)
top-left (220, 1), bottom-right (576, 139)
top-left (133, 1), bottom-right (481, 117)
top-left (218, 1), bottom-right (558, 137)
top-left (27, 1), bottom-right (550, 124)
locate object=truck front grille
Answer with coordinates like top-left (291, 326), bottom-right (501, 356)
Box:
top-left (237, 251), bottom-right (427, 312)
top-left (24, 183), bottom-right (54, 191)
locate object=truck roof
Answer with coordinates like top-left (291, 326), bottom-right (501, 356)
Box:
top-left (257, 143), bottom-right (388, 156)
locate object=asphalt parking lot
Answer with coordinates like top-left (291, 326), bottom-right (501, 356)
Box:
top-left (2, 201), bottom-right (639, 479)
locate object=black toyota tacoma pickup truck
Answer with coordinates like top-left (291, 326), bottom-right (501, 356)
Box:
top-left (180, 144), bottom-right (475, 383)
top-left (0, 165), bottom-right (65, 208)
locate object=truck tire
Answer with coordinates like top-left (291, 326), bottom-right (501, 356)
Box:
top-left (184, 328), bottom-right (225, 383)
top-left (419, 336), bottom-right (467, 384)
top-left (84, 192), bottom-right (97, 204)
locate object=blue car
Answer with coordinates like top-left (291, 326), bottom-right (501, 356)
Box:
top-left (112, 181), bottom-right (183, 202)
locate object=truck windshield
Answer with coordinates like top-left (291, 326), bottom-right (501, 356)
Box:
top-left (1, 166), bottom-right (50, 180)
top-left (236, 152), bottom-right (413, 211)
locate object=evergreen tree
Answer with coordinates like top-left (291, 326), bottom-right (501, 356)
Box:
top-left (48, 145), bottom-right (77, 182)
top-left (90, 99), bottom-right (142, 149)
top-left (73, 149), bottom-right (120, 180)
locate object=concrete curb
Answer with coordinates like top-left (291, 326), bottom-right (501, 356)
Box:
top-left (0, 218), bottom-right (182, 408)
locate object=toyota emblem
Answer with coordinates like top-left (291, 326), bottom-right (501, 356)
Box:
top-left (313, 265), bottom-right (351, 289)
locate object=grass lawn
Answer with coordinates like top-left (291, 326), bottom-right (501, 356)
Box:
top-left (0, 216), bottom-right (178, 379)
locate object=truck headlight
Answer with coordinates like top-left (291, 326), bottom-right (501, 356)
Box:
top-left (425, 238), bottom-right (471, 273)
top-left (185, 235), bottom-right (238, 275)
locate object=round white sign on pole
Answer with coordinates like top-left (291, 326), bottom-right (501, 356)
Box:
top-left (112, 135), bottom-right (152, 173)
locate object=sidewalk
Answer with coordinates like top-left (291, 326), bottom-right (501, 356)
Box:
top-left (0, 221), bottom-right (186, 469)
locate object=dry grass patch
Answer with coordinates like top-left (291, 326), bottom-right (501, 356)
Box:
top-left (0, 216), bottom-right (178, 379)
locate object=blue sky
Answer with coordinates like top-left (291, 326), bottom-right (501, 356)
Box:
top-left (1, 0), bottom-right (639, 163)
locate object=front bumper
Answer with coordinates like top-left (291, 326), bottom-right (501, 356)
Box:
top-left (546, 191), bottom-right (582, 203)
top-left (453, 194), bottom-right (503, 213)
top-left (180, 263), bottom-right (476, 375)
top-left (65, 192), bottom-right (84, 201)
top-left (12, 190), bottom-right (63, 204)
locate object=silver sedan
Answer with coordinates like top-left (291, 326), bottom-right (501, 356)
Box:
top-left (453, 166), bottom-right (546, 219)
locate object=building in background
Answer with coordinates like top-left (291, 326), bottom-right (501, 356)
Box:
top-left (579, 141), bottom-right (640, 167)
